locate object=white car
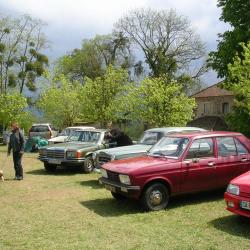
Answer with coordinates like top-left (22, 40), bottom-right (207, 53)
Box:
top-left (48, 126), bottom-right (95, 144)
top-left (29, 123), bottom-right (59, 139)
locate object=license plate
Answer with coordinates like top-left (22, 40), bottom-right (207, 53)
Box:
top-left (48, 159), bottom-right (61, 165)
top-left (105, 184), bottom-right (116, 193)
top-left (240, 200), bottom-right (250, 210)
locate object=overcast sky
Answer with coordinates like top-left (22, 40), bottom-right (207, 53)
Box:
top-left (0, 0), bottom-right (229, 84)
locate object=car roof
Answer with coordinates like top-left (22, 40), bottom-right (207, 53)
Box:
top-left (75, 128), bottom-right (108, 133)
top-left (65, 126), bottom-right (95, 130)
top-left (32, 123), bottom-right (51, 126)
top-left (166, 131), bottom-right (242, 139)
top-left (145, 127), bottom-right (206, 133)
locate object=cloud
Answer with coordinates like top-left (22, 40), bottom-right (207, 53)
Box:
top-left (0, 0), bottom-right (229, 83)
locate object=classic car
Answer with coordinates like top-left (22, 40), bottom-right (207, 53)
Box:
top-left (29, 123), bottom-right (59, 139)
top-left (224, 171), bottom-right (250, 218)
top-left (48, 126), bottom-right (95, 144)
top-left (94, 127), bottom-right (206, 169)
top-left (99, 131), bottom-right (250, 211)
top-left (39, 129), bottom-right (114, 173)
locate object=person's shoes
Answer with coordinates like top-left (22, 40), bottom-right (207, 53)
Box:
top-left (14, 176), bottom-right (23, 180)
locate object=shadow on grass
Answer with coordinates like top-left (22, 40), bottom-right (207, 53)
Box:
top-left (210, 215), bottom-right (250, 238)
top-left (26, 167), bottom-right (85, 176)
top-left (168, 189), bottom-right (224, 209)
top-left (80, 198), bottom-right (142, 217)
top-left (79, 179), bottom-right (102, 189)
top-left (81, 190), bottom-right (225, 217)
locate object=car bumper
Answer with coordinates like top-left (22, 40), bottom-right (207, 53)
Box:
top-left (224, 192), bottom-right (250, 218)
top-left (38, 156), bottom-right (85, 166)
top-left (99, 177), bottom-right (141, 199)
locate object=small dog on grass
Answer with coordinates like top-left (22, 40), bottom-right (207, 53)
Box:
top-left (0, 170), bottom-right (4, 182)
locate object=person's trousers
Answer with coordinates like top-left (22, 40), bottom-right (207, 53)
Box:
top-left (13, 151), bottom-right (23, 178)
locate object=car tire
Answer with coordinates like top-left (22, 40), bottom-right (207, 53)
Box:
top-left (141, 182), bottom-right (169, 211)
top-left (82, 157), bottom-right (94, 173)
top-left (44, 163), bottom-right (57, 172)
top-left (111, 192), bottom-right (126, 200)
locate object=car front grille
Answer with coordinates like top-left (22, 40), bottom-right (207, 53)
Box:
top-left (47, 149), bottom-right (65, 159)
top-left (98, 153), bottom-right (112, 165)
top-left (107, 170), bottom-right (120, 183)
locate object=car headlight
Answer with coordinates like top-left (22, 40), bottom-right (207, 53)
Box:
top-left (227, 184), bottom-right (240, 195)
top-left (66, 151), bottom-right (82, 158)
top-left (119, 174), bottom-right (131, 185)
top-left (101, 168), bottom-right (108, 178)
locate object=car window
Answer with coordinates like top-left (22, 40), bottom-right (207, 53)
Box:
top-left (30, 126), bottom-right (49, 132)
top-left (234, 138), bottom-right (248, 155)
top-left (149, 137), bottom-right (189, 158)
top-left (139, 131), bottom-right (164, 145)
top-left (186, 138), bottom-right (214, 159)
top-left (68, 131), bottom-right (100, 143)
top-left (216, 137), bottom-right (237, 157)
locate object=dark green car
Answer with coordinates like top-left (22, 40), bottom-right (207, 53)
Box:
top-left (38, 129), bottom-right (114, 173)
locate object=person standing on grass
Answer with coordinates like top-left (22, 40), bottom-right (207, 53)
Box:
top-left (7, 122), bottom-right (25, 180)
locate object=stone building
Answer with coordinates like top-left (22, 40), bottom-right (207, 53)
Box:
top-left (187, 82), bottom-right (234, 130)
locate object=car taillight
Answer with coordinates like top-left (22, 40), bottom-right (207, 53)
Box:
top-left (76, 152), bottom-right (81, 158)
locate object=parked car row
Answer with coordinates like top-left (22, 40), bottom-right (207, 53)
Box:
top-left (37, 126), bottom-right (250, 217)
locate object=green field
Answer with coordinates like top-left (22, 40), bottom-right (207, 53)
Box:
top-left (0, 146), bottom-right (249, 250)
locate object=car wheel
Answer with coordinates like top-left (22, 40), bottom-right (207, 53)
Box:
top-left (141, 182), bottom-right (169, 211)
top-left (111, 192), bottom-right (126, 200)
top-left (82, 157), bottom-right (94, 173)
top-left (44, 163), bottom-right (57, 172)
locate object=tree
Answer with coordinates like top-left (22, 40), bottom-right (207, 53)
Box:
top-left (224, 42), bottom-right (250, 136)
top-left (55, 40), bottom-right (103, 84)
top-left (56, 33), bottom-right (133, 83)
top-left (0, 92), bottom-right (33, 131)
top-left (209, 0), bottom-right (250, 78)
top-left (80, 66), bottom-right (130, 126)
top-left (112, 76), bottom-right (196, 127)
top-left (0, 15), bottom-right (48, 94)
top-left (115, 8), bottom-right (206, 79)
top-left (37, 75), bottom-right (83, 129)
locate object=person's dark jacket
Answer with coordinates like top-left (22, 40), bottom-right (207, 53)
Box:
top-left (8, 129), bottom-right (25, 153)
top-left (109, 129), bottom-right (133, 147)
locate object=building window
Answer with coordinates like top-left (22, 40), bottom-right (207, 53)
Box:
top-left (204, 103), bottom-right (209, 114)
top-left (222, 102), bottom-right (229, 114)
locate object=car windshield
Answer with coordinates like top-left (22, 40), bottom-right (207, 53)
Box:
top-left (139, 131), bottom-right (164, 145)
top-left (148, 136), bottom-right (189, 158)
top-left (67, 131), bottom-right (101, 143)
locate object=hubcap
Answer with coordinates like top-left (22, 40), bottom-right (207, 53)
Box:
top-left (86, 160), bottom-right (93, 170)
top-left (149, 190), bottom-right (163, 206)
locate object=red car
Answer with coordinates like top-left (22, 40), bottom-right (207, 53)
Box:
top-left (99, 131), bottom-right (250, 211)
top-left (224, 171), bottom-right (250, 218)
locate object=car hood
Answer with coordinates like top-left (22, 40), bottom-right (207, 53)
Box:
top-left (97, 144), bottom-right (152, 159)
top-left (48, 136), bottom-right (67, 142)
top-left (103, 155), bottom-right (179, 175)
top-left (231, 171), bottom-right (250, 192)
top-left (45, 142), bottom-right (98, 151)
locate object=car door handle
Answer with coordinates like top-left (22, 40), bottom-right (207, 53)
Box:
top-left (208, 162), bottom-right (215, 167)
top-left (241, 158), bottom-right (248, 162)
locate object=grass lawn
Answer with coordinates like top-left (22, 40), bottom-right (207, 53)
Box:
top-left (0, 145), bottom-right (249, 250)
